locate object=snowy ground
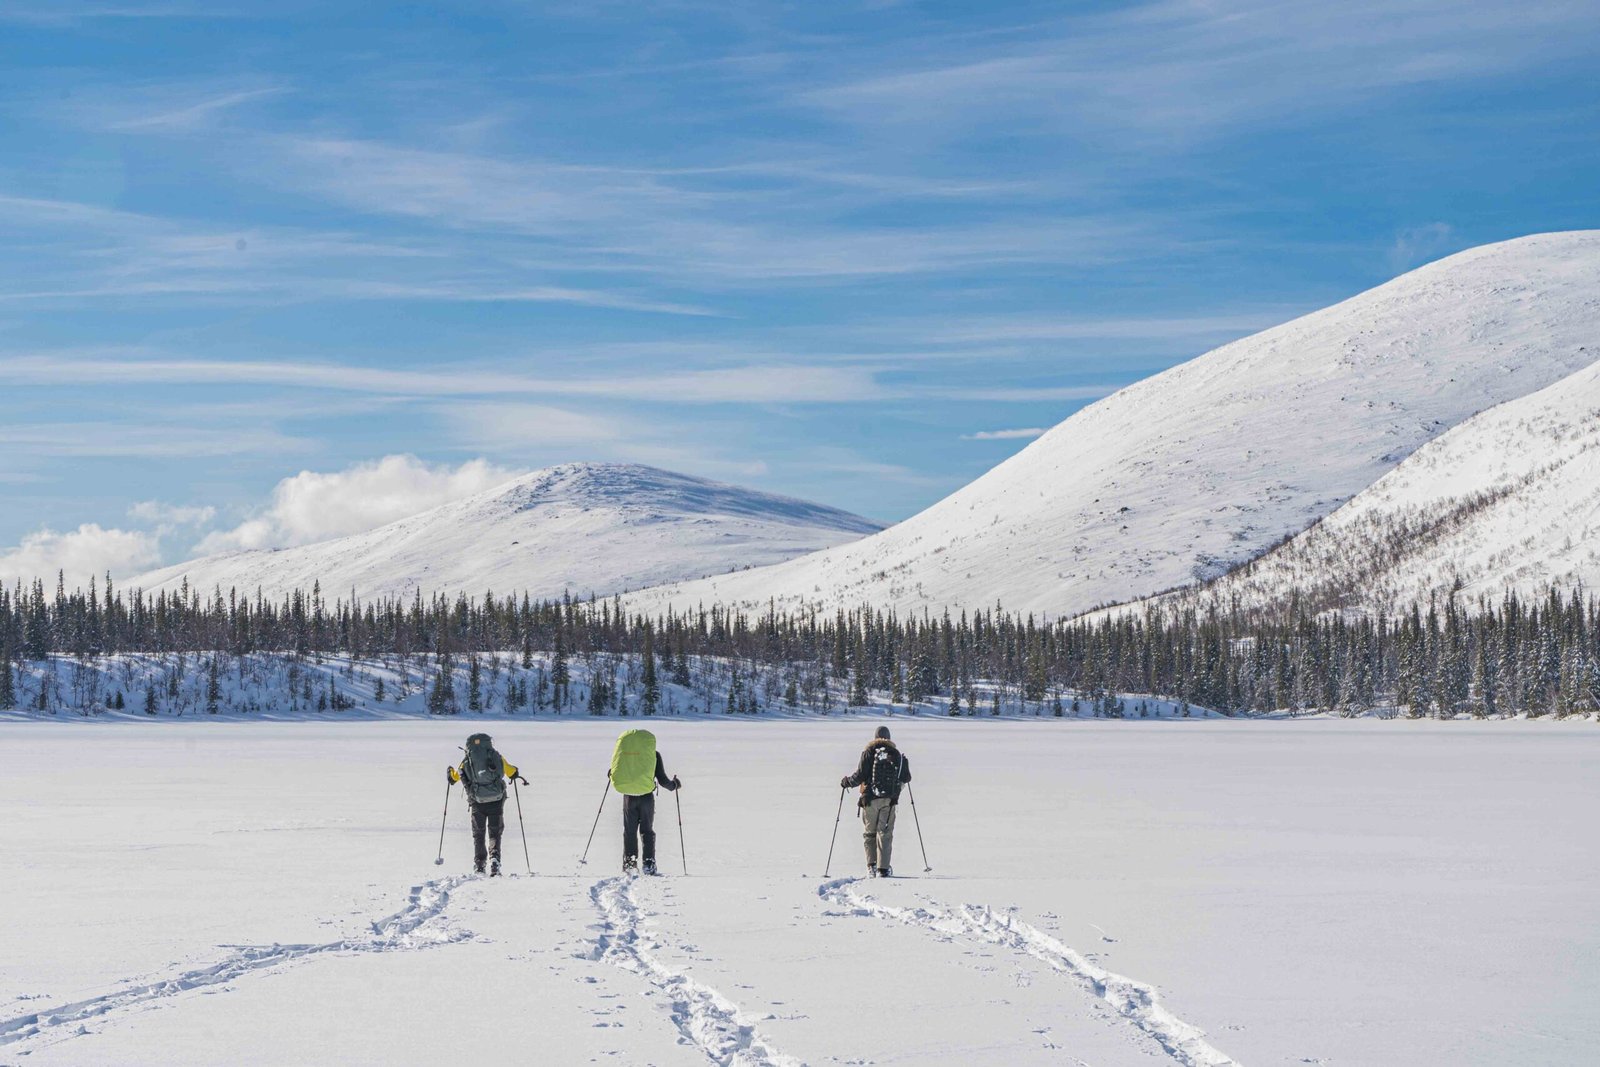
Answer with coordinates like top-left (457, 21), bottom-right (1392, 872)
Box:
top-left (4, 719), bottom-right (1597, 1066)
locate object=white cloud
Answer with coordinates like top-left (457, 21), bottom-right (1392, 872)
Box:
top-left (194, 455), bottom-right (523, 555)
top-left (961, 427), bottom-right (1047, 440)
top-left (128, 501), bottom-right (217, 530)
top-left (0, 524), bottom-right (161, 585)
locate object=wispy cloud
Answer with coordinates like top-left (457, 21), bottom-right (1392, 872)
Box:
top-left (0, 353), bottom-right (889, 404)
top-left (961, 427), bottom-right (1046, 440)
top-left (0, 422), bottom-right (307, 458)
top-left (108, 86), bottom-right (284, 132)
top-left (1389, 222), bottom-right (1462, 271)
top-left (802, 0), bottom-right (1600, 142)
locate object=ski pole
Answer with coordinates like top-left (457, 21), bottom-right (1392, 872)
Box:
top-left (434, 778), bottom-right (452, 866)
top-left (675, 788), bottom-right (687, 875)
top-left (578, 778), bottom-right (611, 865)
top-left (823, 786), bottom-right (846, 877)
top-left (907, 784), bottom-right (932, 872)
top-left (512, 777), bottom-right (532, 875)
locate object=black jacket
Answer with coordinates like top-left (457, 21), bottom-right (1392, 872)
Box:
top-left (844, 739), bottom-right (910, 804)
top-left (651, 752), bottom-right (679, 791)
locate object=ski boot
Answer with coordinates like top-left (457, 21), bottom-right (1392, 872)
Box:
top-left (623, 856), bottom-right (638, 875)
top-left (489, 859), bottom-right (501, 877)
top-left (876, 867), bottom-right (892, 878)
top-left (868, 866), bottom-right (879, 878)
top-left (642, 858), bottom-right (658, 876)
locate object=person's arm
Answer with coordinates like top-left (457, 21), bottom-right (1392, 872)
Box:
top-left (840, 749), bottom-right (870, 789)
top-left (900, 754), bottom-right (911, 784)
top-left (655, 752), bottom-right (680, 790)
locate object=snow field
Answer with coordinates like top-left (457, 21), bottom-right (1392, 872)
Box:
top-left (4, 719), bottom-right (1599, 1065)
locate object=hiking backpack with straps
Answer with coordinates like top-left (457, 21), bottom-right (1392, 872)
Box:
top-left (461, 733), bottom-right (506, 805)
top-left (866, 744), bottom-right (903, 801)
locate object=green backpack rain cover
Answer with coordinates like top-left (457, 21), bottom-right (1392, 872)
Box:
top-left (609, 728), bottom-right (657, 796)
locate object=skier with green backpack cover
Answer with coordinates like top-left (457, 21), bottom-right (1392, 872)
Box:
top-left (446, 733), bottom-right (525, 876)
top-left (609, 728), bottom-right (680, 874)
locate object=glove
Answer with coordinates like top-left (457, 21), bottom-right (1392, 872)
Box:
top-left (839, 776), bottom-right (851, 789)
top-left (446, 766), bottom-right (456, 784)
top-left (671, 776), bottom-right (682, 790)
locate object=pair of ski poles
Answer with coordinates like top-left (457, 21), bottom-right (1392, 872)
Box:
top-left (433, 775), bottom-right (534, 875)
top-left (824, 784), bottom-right (932, 878)
top-left (577, 780), bottom-right (688, 875)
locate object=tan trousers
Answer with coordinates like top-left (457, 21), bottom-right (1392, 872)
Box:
top-left (861, 796), bottom-right (897, 870)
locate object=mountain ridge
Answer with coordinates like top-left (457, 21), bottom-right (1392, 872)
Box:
top-left (129, 462), bottom-right (882, 602)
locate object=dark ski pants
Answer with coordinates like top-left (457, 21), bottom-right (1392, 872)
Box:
top-left (470, 799), bottom-right (504, 871)
top-left (622, 792), bottom-right (656, 865)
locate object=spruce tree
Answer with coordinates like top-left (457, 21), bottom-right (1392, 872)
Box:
top-left (641, 628), bottom-right (660, 716)
top-left (468, 655), bottom-right (483, 712)
top-left (206, 655), bottom-right (221, 714)
top-left (0, 643), bottom-right (14, 710)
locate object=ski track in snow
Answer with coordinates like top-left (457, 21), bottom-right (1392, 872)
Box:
top-left (585, 876), bottom-right (801, 1067)
top-left (0, 876), bottom-right (471, 1048)
top-left (818, 878), bottom-right (1239, 1067)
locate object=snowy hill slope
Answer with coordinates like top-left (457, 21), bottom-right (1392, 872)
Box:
top-left (130, 463), bottom-right (882, 601)
top-left (1126, 358), bottom-right (1600, 617)
top-left (626, 232), bottom-right (1600, 620)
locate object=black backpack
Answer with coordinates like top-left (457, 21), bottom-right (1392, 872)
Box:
top-left (866, 744), bottom-right (904, 801)
top-left (462, 733), bottom-right (506, 805)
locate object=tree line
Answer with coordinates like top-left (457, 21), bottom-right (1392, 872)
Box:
top-left (2, 573), bottom-right (1598, 718)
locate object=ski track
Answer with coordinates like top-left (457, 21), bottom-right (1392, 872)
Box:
top-left (818, 878), bottom-right (1239, 1067)
top-left (0, 876), bottom-right (471, 1048)
top-left (586, 876), bottom-right (801, 1067)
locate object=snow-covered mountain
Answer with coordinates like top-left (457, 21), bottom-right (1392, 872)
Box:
top-left (129, 463), bottom-right (882, 602)
top-left (626, 232), bottom-right (1600, 620)
top-left (1127, 357), bottom-right (1600, 618)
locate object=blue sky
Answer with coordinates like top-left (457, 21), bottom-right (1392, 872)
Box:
top-left (1, 0), bottom-right (1597, 581)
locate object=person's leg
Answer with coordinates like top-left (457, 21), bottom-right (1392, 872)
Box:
top-left (860, 799), bottom-right (879, 869)
top-left (486, 800), bottom-right (505, 873)
top-left (639, 793), bottom-right (657, 868)
top-left (622, 795), bottom-right (641, 867)
top-left (878, 802), bottom-right (897, 871)
top-left (470, 803), bottom-right (488, 872)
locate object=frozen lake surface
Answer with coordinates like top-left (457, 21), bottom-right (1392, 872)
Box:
top-left (4, 718), bottom-right (1597, 1065)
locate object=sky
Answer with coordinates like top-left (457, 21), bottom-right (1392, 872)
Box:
top-left (1, 0), bottom-right (1597, 584)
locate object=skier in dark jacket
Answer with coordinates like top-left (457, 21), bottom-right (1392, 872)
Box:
top-left (609, 728), bottom-right (681, 875)
top-left (447, 733), bottom-right (524, 876)
top-left (840, 726), bottom-right (911, 877)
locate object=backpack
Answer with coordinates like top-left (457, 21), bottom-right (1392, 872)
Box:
top-left (610, 729), bottom-right (658, 796)
top-left (866, 743), bottom-right (903, 801)
top-left (462, 733), bottom-right (506, 805)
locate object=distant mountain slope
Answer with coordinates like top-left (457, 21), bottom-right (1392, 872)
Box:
top-left (1127, 358), bottom-right (1600, 618)
top-left (130, 463), bottom-right (882, 601)
top-left (626, 231), bottom-right (1600, 620)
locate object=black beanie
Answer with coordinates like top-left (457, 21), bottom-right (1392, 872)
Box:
top-left (874, 726), bottom-right (891, 740)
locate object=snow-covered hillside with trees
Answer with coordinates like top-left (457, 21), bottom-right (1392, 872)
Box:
top-left (626, 232), bottom-right (1600, 621)
top-left (1122, 358), bottom-right (1600, 618)
top-left (129, 463), bottom-right (881, 603)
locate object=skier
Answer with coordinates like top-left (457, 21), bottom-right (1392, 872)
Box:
top-left (608, 728), bottom-right (681, 875)
top-left (446, 732), bottom-right (525, 876)
top-left (840, 725), bottom-right (911, 877)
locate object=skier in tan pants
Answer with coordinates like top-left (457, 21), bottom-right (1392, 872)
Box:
top-left (840, 726), bottom-right (912, 877)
